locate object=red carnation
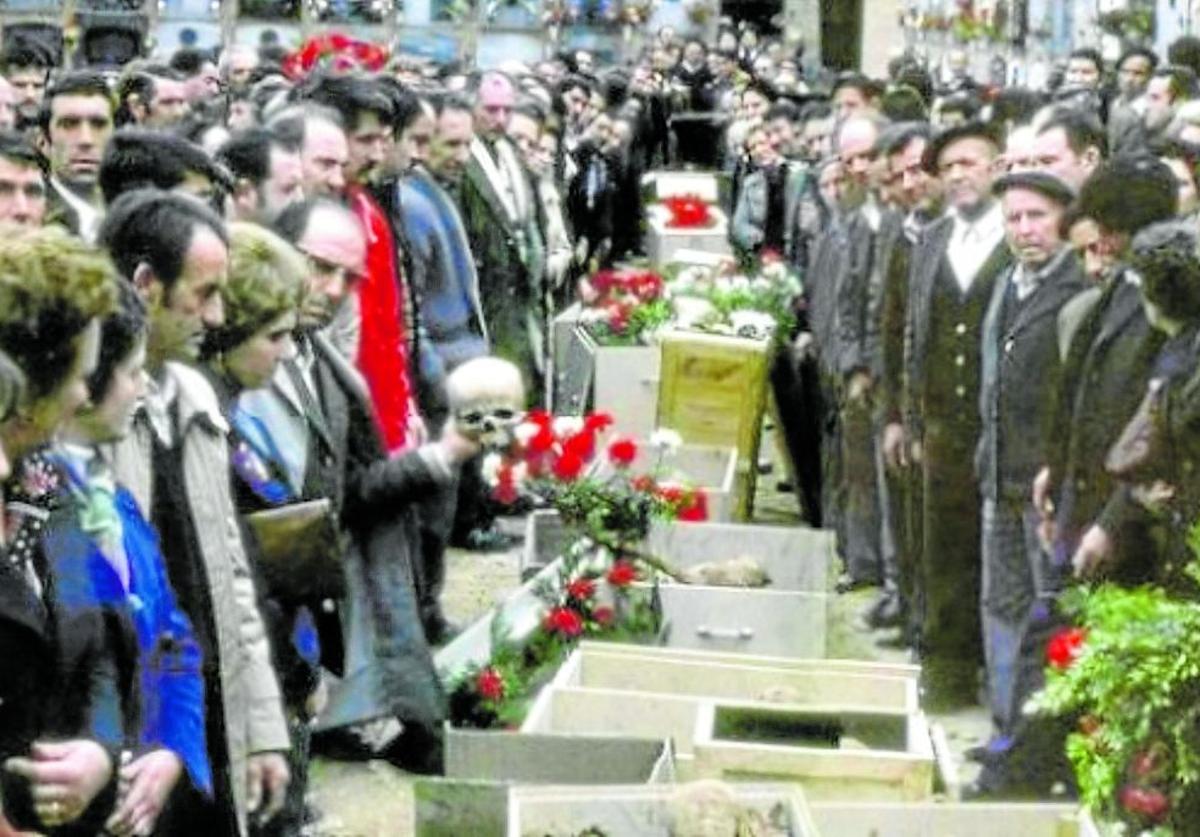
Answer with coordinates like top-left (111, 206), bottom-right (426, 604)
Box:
top-left (327, 32), bottom-right (352, 50)
top-left (566, 577), bottom-right (596, 600)
top-left (527, 423), bottom-right (556, 455)
top-left (657, 484), bottom-right (685, 504)
top-left (552, 449), bottom-right (586, 481)
top-left (1120, 786), bottom-right (1170, 822)
top-left (475, 667), bottom-right (505, 702)
top-left (676, 490), bottom-right (709, 522)
top-left (493, 467), bottom-right (520, 505)
top-left (607, 437), bottom-right (639, 468)
top-left (606, 301), bottom-right (633, 333)
top-left (593, 605), bottom-right (615, 626)
top-left (607, 560), bottom-right (638, 587)
top-left (543, 606), bottom-right (584, 638)
top-left (1046, 626), bottom-right (1087, 670)
top-left (562, 430), bottom-right (597, 462)
top-left (584, 412), bottom-right (614, 433)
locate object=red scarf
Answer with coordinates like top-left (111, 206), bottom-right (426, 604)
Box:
top-left (348, 185), bottom-right (412, 452)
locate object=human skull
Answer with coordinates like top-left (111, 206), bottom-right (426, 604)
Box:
top-left (446, 357), bottom-right (527, 447)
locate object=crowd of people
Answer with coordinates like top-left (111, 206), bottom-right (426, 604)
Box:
top-left (0, 11), bottom-right (1199, 836)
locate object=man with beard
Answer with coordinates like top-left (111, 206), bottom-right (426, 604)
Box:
top-left (1142, 65), bottom-right (1196, 146)
top-left (41, 72), bottom-right (116, 243)
top-left (217, 128), bottom-right (306, 224)
top-left (2, 38), bottom-right (51, 131)
top-left (906, 121), bottom-right (1010, 710)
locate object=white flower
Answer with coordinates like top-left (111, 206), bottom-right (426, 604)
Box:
top-left (730, 276), bottom-right (751, 292)
top-left (649, 428), bottom-right (684, 452)
top-left (750, 276), bottom-right (772, 293)
top-left (760, 262), bottom-right (787, 281)
top-left (481, 452), bottom-right (503, 486)
top-left (511, 462), bottom-right (529, 485)
top-left (729, 310), bottom-right (778, 340)
top-left (513, 422), bottom-right (540, 447)
top-left (553, 415), bottom-right (585, 437)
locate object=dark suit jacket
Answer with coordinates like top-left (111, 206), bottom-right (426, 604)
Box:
top-left (837, 206), bottom-right (904, 380)
top-left (905, 214), bottom-right (1012, 434)
top-left (976, 251), bottom-right (1089, 500)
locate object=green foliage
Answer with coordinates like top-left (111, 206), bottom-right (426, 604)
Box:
top-left (1032, 525), bottom-right (1200, 831)
top-left (584, 298), bottom-right (674, 346)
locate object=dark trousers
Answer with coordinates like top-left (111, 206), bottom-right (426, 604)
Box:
top-left (769, 350), bottom-right (823, 525)
top-left (450, 453), bottom-right (496, 541)
top-left (839, 387), bottom-right (883, 584)
top-left (917, 423), bottom-right (984, 704)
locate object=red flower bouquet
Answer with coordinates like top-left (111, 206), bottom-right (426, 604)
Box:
top-left (281, 32), bottom-right (389, 82)
top-left (661, 193), bottom-right (714, 229)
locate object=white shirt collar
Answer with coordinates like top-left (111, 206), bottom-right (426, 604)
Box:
top-left (50, 178), bottom-right (102, 244)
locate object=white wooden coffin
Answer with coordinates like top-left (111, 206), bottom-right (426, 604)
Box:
top-left (655, 582), bottom-right (828, 658)
top-left (628, 439), bottom-right (740, 523)
top-left (690, 702), bottom-right (937, 802)
top-left (507, 782), bottom-right (819, 837)
top-left (645, 204), bottom-right (732, 265)
top-left (808, 802), bottom-right (1086, 836)
top-left (547, 644), bottom-right (920, 713)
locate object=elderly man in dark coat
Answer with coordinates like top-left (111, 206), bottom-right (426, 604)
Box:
top-left (973, 171), bottom-right (1087, 767)
top-left (905, 121), bottom-right (1012, 710)
top-left (238, 199), bottom-right (480, 774)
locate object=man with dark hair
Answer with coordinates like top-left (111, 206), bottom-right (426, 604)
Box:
top-left (1032, 108), bottom-right (1106, 190)
top-left (169, 47), bottom-right (220, 105)
top-left (1168, 34), bottom-right (1200, 79)
top-left (269, 105), bottom-right (348, 199)
top-left (117, 65), bottom-right (189, 129)
top-left (0, 130), bottom-right (45, 227)
top-left (98, 128), bottom-right (232, 208)
top-left (1110, 46), bottom-right (1160, 154)
top-left (216, 128), bottom-right (305, 223)
top-left (1065, 47), bottom-right (1104, 91)
top-left (831, 72), bottom-right (881, 122)
top-left (245, 197), bottom-right (473, 772)
top-left (41, 71), bottom-right (116, 241)
top-left (1037, 156), bottom-right (1179, 585)
top-left (907, 121), bottom-right (1011, 709)
top-left (2, 36), bottom-right (53, 130)
top-left (99, 189), bottom-right (291, 836)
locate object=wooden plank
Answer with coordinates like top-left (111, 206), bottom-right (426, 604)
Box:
top-left (591, 342), bottom-right (661, 439)
top-left (523, 686), bottom-right (706, 755)
top-left (550, 304), bottom-right (592, 414)
top-left (445, 728), bottom-right (673, 784)
top-left (808, 802), bottom-right (1084, 836)
top-left (657, 331), bottom-right (770, 520)
top-left (571, 650), bottom-right (918, 711)
top-left (575, 640), bottom-right (921, 681)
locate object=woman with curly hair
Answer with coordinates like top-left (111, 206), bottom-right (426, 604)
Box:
top-left (0, 225), bottom-right (128, 836)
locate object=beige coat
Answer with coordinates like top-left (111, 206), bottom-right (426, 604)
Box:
top-left (111, 362), bottom-right (289, 836)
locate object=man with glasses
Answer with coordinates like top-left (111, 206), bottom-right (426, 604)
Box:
top-left (239, 197), bottom-right (477, 776)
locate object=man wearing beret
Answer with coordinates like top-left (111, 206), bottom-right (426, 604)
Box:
top-left (905, 121), bottom-right (1011, 710)
top-left (973, 171), bottom-right (1087, 786)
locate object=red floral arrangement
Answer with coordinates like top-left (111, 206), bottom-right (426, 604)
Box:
top-left (580, 268), bottom-right (670, 344)
top-left (1045, 626), bottom-right (1086, 670)
top-left (661, 193), bottom-right (714, 229)
top-left (281, 32), bottom-right (389, 81)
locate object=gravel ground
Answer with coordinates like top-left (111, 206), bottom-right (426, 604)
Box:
top-left (308, 427), bottom-right (991, 834)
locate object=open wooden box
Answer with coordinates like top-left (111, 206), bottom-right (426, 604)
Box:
top-left (414, 732), bottom-right (675, 836)
top-left (691, 701), bottom-right (937, 802)
top-left (645, 203), bottom-right (732, 265)
top-left (507, 782), bottom-right (818, 837)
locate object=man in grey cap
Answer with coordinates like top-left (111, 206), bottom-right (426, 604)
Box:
top-left (973, 170), bottom-right (1088, 784)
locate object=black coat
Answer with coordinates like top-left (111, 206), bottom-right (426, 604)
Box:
top-left (977, 251), bottom-right (1089, 501)
top-left (1047, 273), bottom-right (1165, 556)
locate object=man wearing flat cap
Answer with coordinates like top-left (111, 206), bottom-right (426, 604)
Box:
top-left (974, 171), bottom-right (1087, 776)
top-left (905, 120), bottom-right (1010, 711)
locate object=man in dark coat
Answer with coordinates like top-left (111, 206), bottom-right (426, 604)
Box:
top-left (877, 122), bottom-right (942, 637)
top-left (241, 199), bottom-right (479, 774)
top-left (905, 121), bottom-right (1012, 709)
top-left (974, 171), bottom-right (1088, 761)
